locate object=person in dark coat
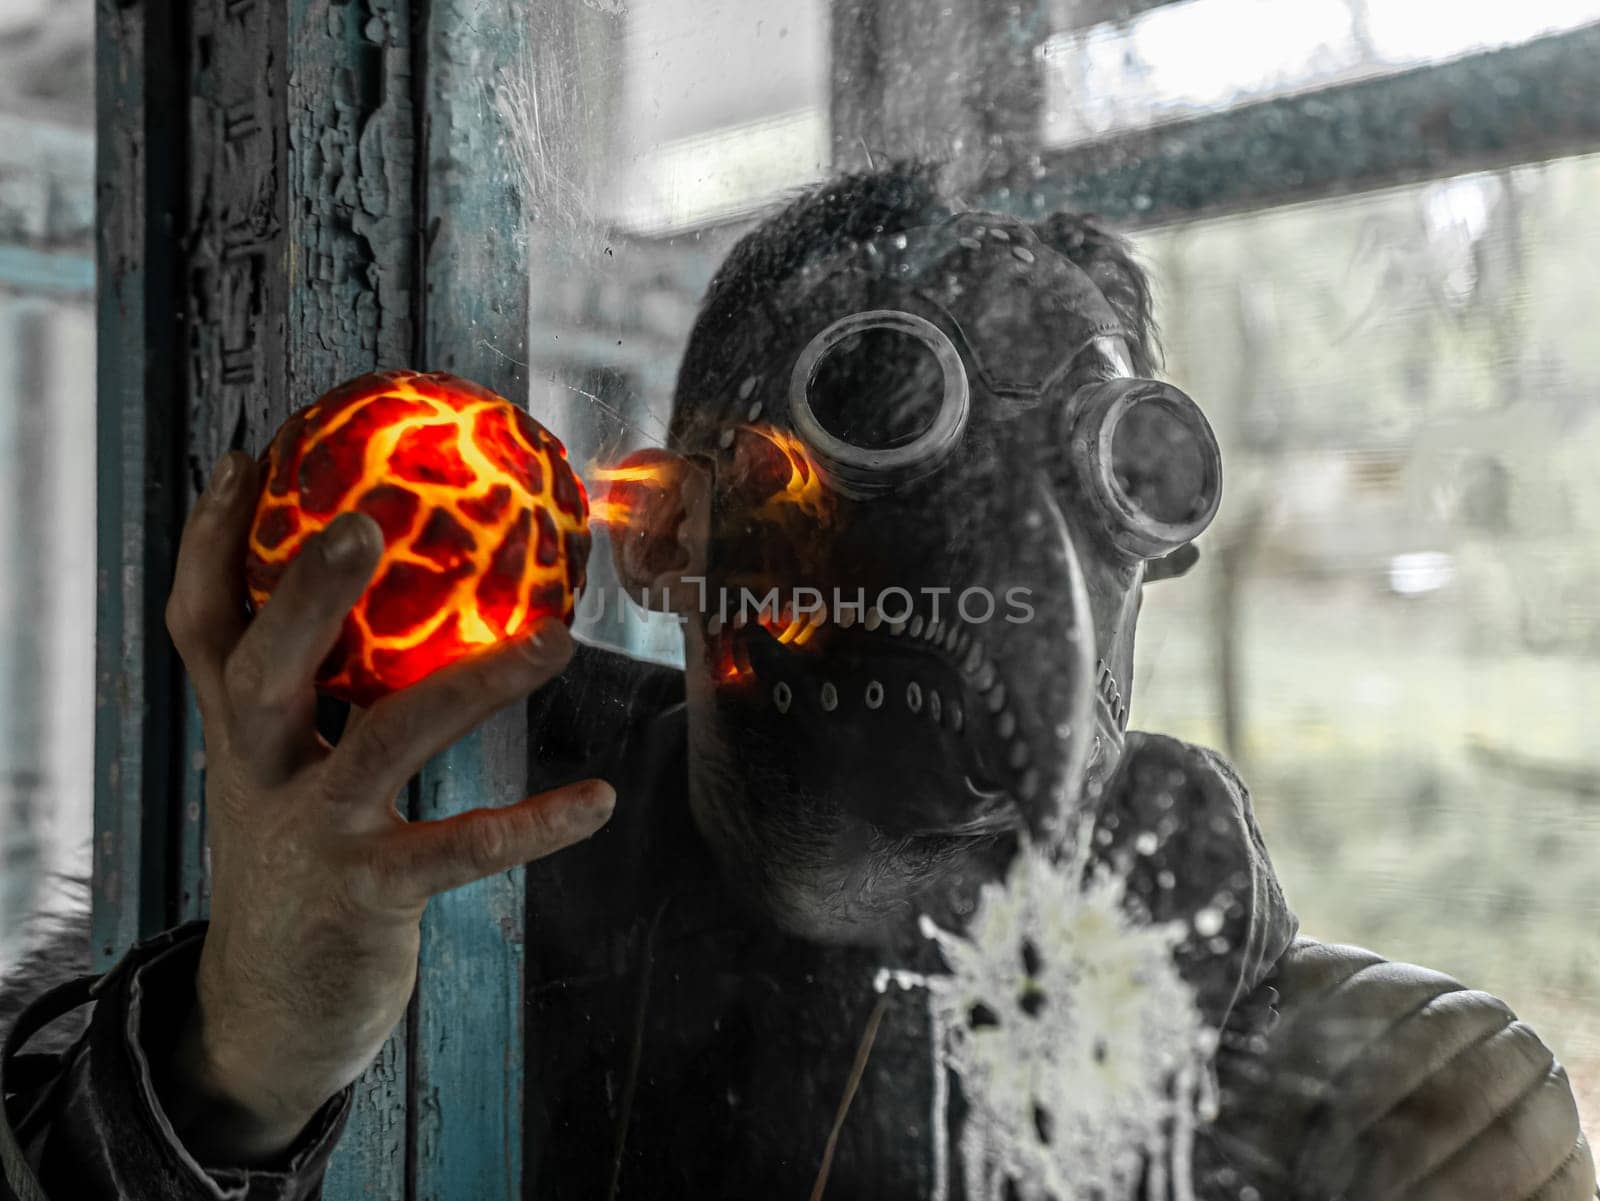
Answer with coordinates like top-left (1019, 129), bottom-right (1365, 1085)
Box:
top-left (3, 168), bottom-right (1594, 1200)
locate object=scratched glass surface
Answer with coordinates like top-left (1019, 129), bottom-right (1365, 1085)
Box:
top-left (497, 1), bottom-right (1600, 1196)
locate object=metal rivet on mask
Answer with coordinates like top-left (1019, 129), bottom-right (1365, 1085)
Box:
top-left (959, 236), bottom-right (982, 251)
top-left (925, 620), bottom-right (942, 643)
top-left (944, 626), bottom-right (960, 651)
top-left (906, 682), bottom-right (923, 713)
top-left (949, 701), bottom-right (965, 732)
top-left (820, 682), bottom-right (838, 712)
top-left (987, 683), bottom-right (1007, 714)
top-left (909, 615), bottom-right (924, 638)
top-left (929, 690), bottom-right (942, 722)
top-left (996, 710), bottom-right (1016, 739)
top-left (888, 617), bottom-right (907, 636)
top-left (864, 607), bottom-right (882, 631)
top-left (747, 400), bottom-right (763, 421)
top-left (738, 375), bottom-right (760, 400)
top-left (865, 680), bottom-right (885, 710)
top-left (773, 682), bottom-right (792, 714)
top-left (1019, 768), bottom-right (1040, 801)
top-left (1008, 739), bottom-right (1029, 769)
top-left (717, 427), bottom-right (735, 450)
top-left (975, 661), bottom-right (997, 690)
top-left (706, 613), bottom-right (724, 637)
top-left (1011, 245), bottom-right (1035, 264)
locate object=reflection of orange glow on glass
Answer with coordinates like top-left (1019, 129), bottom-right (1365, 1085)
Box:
top-left (586, 496), bottom-right (635, 528)
top-left (716, 634), bottom-right (754, 683)
top-left (744, 425), bottom-right (832, 522)
top-left (761, 606), bottom-right (825, 647)
top-left (587, 460), bottom-right (678, 530)
top-left (592, 463), bottom-right (670, 484)
top-left (245, 370), bottom-right (589, 707)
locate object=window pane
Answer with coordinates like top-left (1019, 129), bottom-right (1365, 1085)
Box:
top-left (1134, 152), bottom-right (1600, 1132)
top-left (507, 11), bottom-right (1600, 1190)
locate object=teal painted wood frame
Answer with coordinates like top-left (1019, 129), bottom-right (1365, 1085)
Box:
top-left (410, 4), bottom-right (531, 1198)
top-left (983, 23), bottom-right (1600, 229)
top-left (95, 0), bottom-right (531, 1194)
top-left (283, 0), bottom-right (417, 1189)
top-left (93, 0), bottom-right (189, 968)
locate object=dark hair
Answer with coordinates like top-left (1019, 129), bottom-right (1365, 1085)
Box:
top-left (1031, 208), bottom-right (1161, 377)
top-left (669, 164), bottom-right (1161, 450)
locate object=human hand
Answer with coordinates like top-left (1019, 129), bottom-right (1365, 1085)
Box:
top-left (158, 450), bottom-right (614, 1165)
top-left (1215, 939), bottom-right (1596, 1200)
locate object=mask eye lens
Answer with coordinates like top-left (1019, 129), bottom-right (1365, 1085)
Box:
top-left (1111, 399), bottom-right (1211, 527)
top-left (1070, 379), bottom-right (1222, 560)
top-left (808, 326), bottom-right (947, 452)
top-left (789, 310), bottom-right (970, 498)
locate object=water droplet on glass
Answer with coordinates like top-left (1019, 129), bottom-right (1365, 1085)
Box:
top-left (1194, 907), bottom-right (1224, 937)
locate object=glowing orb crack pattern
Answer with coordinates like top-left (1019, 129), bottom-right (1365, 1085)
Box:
top-left (246, 370), bottom-right (590, 707)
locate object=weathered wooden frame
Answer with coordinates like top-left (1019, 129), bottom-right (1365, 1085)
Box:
top-left (95, 1), bottom-right (531, 1195)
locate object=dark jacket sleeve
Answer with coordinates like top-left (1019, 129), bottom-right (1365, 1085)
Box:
top-left (1, 922), bottom-right (351, 1201)
top-left (1105, 732), bottom-right (1301, 1026)
top-left (1210, 936), bottom-right (1599, 1201)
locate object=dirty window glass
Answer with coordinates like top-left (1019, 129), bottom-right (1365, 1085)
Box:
top-left (1136, 155), bottom-right (1600, 1137)
top-left (503, 2), bottom-right (1600, 1196)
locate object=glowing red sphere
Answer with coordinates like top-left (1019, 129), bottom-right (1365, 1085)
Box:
top-left (245, 369), bottom-right (590, 706)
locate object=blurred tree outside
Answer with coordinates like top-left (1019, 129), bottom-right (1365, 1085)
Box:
top-left (1133, 151), bottom-right (1600, 1129)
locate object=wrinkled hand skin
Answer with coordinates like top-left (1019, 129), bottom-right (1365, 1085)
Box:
top-left (157, 451), bottom-right (616, 1166)
top-left (1214, 938), bottom-right (1597, 1201)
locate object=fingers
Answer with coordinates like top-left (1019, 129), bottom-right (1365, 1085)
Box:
top-left (367, 778), bottom-right (615, 902)
top-left (328, 618), bottom-right (576, 804)
top-left (224, 511), bottom-right (384, 767)
top-left (166, 452), bottom-right (260, 721)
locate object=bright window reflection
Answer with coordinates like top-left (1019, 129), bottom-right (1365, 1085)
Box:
top-left (602, 0), bottom-right (827, 234)
top-left (1042, 0), bottom-right (1600, 147)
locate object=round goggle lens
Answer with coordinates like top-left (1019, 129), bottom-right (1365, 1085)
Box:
top-left (1110, 398), bottom-right (1212, 527)
top-left (789, 310), bottom-right (970, 498)
top-left (807, 326), bottom-right (946, 451)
